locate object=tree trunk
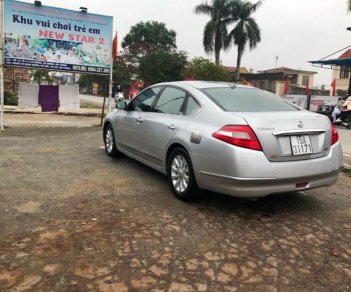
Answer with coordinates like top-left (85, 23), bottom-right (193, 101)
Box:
top-left (235, 47), bottom-right (243, 82)
top-left (215, 50), bottom-right (220, 65)
top-left (214, 27), bottom-right (221, 65)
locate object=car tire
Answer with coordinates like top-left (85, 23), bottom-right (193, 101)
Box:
top-left (167, 147), bottom-right (199, 201)
top-left (104, 124), bottom-right (120, 157)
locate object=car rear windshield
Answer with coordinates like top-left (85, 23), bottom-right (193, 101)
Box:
top-left (202, 87), bottom-right (299, 112)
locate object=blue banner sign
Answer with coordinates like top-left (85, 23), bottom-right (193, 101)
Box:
top-left (4, 0), bottom-right (113, 75)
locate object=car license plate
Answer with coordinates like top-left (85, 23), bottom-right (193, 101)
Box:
top-left (290, 135), bottom-right (313, 156)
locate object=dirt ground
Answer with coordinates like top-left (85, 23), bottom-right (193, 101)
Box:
top-left (3, 113), bottom-right (101, 128)
top-left (0, 126), bottom-right (350, 291)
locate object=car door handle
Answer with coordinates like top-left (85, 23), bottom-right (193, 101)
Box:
top-left (136, 117), bottom-right (143, 124)
top-left (168, 124), bottom-right (176, 130)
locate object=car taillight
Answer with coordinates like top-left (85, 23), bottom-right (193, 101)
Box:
top-left (212, 125), bottom-right (262, 151)
top-left (331, 124), bottom-right (339, 145)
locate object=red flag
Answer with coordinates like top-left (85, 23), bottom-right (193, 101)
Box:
top-left (112, 32), bottom-right (118, 61)
top-left (305, 78), bottom-right (309, 95)
top-left (283, 78), bottom-right (289, 94)
top-left (330, 79), bottom-right (336, 96)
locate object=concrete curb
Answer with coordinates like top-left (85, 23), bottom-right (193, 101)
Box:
top-left (4, 109), bottom-right (103, 118)
top-left (343, 164), bottom-right (351, 175)
top-left (56, 112), bottom-right (102, 118)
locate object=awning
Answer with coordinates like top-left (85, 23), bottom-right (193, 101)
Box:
top-left (309, 58), bottom-right (351, 66)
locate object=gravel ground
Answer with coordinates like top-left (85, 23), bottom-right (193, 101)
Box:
top-left (0, 127), bottom-right (350, 291)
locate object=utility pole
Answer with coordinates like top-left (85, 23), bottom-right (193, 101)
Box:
top-left (0, 0), bottom-right (5, 131)
top-left (275, 56), bottom-right (279, 68)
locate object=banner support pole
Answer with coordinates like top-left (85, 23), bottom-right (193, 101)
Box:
top-left (107, 19), bottom-right (114, 114)
top-left (0, 0), bottom-right (5, 131)
top-left (108, 63), bottom-right (112, 113)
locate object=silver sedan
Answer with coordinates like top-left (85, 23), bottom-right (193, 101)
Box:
top-left (103, 81), bottom-right (343, 201)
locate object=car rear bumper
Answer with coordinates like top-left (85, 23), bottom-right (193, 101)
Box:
top-left (198, 168), bottom-right (341, 197)
top-left (194, 142), bottom-right (343, 198)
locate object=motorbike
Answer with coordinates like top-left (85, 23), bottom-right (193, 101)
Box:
top-left (114, 92), bottom-right (125, 109)
top-left (115, 92), bottom-right (124, 102)
top-left (333, 110), bottom-right (351, 128)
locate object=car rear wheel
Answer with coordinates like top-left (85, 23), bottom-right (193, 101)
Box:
top-left (104, 124), bottom-right (120, 157)
top-left (167, 147), bottom-right (199, 201)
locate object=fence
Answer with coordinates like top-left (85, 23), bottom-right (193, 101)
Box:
top-left (283, 94), bottom-right (339, 112)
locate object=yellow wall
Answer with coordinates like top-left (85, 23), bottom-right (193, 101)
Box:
top-left (296, 73), bottom-right (314, 87)
top-left (275, 81), bottom-right (285, 96)
top-left (332, 66), bottom-right (349, 92)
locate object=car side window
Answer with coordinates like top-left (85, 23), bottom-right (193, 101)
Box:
top-left (129, 87), bottom-right (162, 112)
top-left (185, 95), bottom-right (201, 116)
top-left (154, 87), bottom-right (186, 115)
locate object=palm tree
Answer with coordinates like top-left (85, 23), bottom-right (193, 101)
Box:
top-left (195, 0), bottom-right (237, 65)
top-left (225, 0), bottom-right (262, 81)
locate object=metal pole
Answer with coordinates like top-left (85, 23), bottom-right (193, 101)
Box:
top-left (0, 0), bottom-right (5, 131)
top-left (107, 19), bottom-right (114, 113)
top-left (108, 64), bottom-right (112, 113)
top-left (100, 95), bottom-right (106, 126)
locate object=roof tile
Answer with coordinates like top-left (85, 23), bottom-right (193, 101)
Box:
top-left (338, 49), bottom-right (351, 59)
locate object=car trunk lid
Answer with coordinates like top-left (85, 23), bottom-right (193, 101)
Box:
top-left (230, 111), bottom-right (332, 162)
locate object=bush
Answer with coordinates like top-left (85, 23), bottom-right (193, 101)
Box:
top-left (336, 89), bottom-right (348, 97)
top-left (4, 90), bottom-right (18, 106)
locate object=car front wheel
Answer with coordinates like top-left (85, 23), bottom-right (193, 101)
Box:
top-left (104, 124), bottom-right (120, 157)
top-left (167, 147), bottom-right (199, 201)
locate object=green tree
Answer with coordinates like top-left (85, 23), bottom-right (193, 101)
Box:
top-left (139, 51), bottom-right (188, 85)
top-left (113, 56), bottom-right (134, 90)
top-left (194, 0), bottom-right (235, 65)
top-left (122, 21), bottom-right (177, 57)
top-left (225, 0), bottom-right (262, 81)
top-left (30, 70), bottom-right (53, 85)
top-left (4, 90), bottom-right (18, 106)
top-left (185, 57), bottom-right (231, 81)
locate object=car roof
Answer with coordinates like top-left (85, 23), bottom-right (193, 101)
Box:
top-left (155, 81), bottom-right (253, 90)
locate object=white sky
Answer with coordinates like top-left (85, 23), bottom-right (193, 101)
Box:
top-left (17, 0), bottom-right (351, 87)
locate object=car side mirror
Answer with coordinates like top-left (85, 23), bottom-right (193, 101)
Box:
top-left (117, 100), bottom-right (127, 110)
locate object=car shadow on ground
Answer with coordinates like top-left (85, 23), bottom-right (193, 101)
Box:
top-left (195, 190), bottom-right (322, 217)
top-left (106, 151), bottom-right (324, 218)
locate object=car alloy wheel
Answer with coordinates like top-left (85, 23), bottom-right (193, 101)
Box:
top-left (104, 124), bottom-right (120, 157)
top-left (167, 147), bottom-right (199, 201)
top-left (171, 155), bottom-right (190, 193)
top-left (106, 128), bottom-right (114, 154)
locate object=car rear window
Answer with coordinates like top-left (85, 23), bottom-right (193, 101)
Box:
top-left (202, 87), bottom-right (299, 112)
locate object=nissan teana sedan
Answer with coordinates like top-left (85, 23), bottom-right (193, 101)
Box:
top-left (103, 81), bottom-right (343, 201)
